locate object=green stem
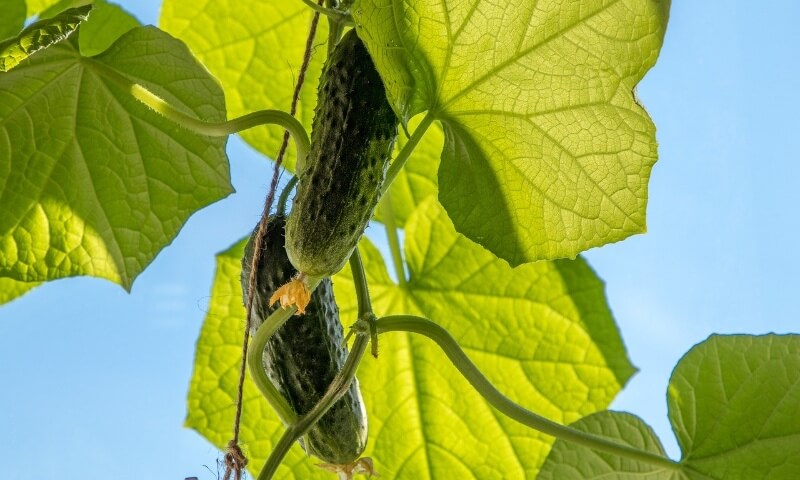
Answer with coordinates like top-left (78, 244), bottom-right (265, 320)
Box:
top-left (376, 315), bottom-right (684, 473)
top-left (246, 306), bottom-right (299, 425)
top-left (349, 248), bottom-right (373, 316)
top-left (380, 194), bottom-right (407, 285)
top-left (85, 59), bottom-right (311, 170)
top-left (381, 112), bottom-right (435, 197)
top-left (300, 0), bottom-right (353, 24)
top-left (277, 175), bottom-right (298, 216)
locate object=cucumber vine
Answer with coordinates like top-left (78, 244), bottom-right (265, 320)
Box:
top-left (2, 1), bottom-right (799, 480)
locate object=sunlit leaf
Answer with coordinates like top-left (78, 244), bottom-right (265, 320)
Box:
top-left (0, 26), bottom-right (231, 289)
top-left (354, 0), bottom-right (670, 265)
top-left (187, 197), bottom-right (633, 478)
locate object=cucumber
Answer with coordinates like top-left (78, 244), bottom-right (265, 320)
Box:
top-left (241, 216), bottom-right (368, 465)
top-left (286, 28), bottom-right (398, 278)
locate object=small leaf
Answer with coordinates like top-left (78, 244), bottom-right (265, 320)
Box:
top-left (0, 26), bottom-right (231, 289)
top-left (538, 411), bottom-right (683, 479)
top-left (354, 0), bottom-right (670, 264)
top-left (0, 278), bottom-right (40, 306)
top-left (670, 334), bottom-right (800, 479)
top-left (0, 0), bottom-right (26, 42)
top-left (0, 4), bottom-right (91, 72)
top-left (160, 0), bottom-right (328, 170)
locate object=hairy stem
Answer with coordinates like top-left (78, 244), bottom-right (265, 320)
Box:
top-left (277, 175), bottom-right (299, 216)
top-left (85, 59), bottom-right (311, 170)
top-left (376, 315), bottom-right (684, 472)
top-left (380, 194), bottom-right (407, 285)
top-left (300, 0), bottom-right (353, 24)
top-left (349, 248), bottom-right (373, 317)
top-left (381, 113), bottom-right (436, 197)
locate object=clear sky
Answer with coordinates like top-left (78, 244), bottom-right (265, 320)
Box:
top-left (1, 1), bottom-right (799, 479)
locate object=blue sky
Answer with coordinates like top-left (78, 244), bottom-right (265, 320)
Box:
top-left (1, 1), bottom-right (799, 478)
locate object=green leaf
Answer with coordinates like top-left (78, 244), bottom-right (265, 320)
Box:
top-left (160, 0), bottom-right (328, 171)
top-left (0, 0), bottom-right (26, 42)
top-left (354, 0), bottom-right (670, 265)
top-left (0, 4), bottom-right (91, 72)
top-left (375, 115), bottom-right (443, 227)
top-left (670, 334), bottom-right (800, 479)
top-left (187, 197), bottom-right (633, 478)
top-left (0, 26), bottom-right (231, 289)
top-left (0, 277), bottom-right (40, 306)
top-left (538, 411), bottom-right (683, 480)
top-left (540, 335), bottom-right (800, 479)
top-left (77, 1), bottom-right (139, 56)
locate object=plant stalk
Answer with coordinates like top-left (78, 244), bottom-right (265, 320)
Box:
top-left (380, 194), bottom-right (408, 285)
top-left (376, 315), bottom-right (684, 473)
top-left (381, 112), bottom-right (435, 196)
top-left (85, 59), bottom-right (311, 170)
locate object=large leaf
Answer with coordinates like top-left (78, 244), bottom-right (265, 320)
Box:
top-left (540, 334), bottom-right (800, 479)
top-left (0, 4), bottom-right (91, 72)
top-left (0, 26), bottom-right (231, 289)
top-left (187, 197), bottom-right (633, 478)
top-left (0, 0), bottom-right (25, 41)
top-left (354, 0), bottom-right (670, 265)
top-left (160, 0), bottom-right (328, 171)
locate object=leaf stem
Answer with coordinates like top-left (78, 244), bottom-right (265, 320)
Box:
top-left (246, 306), bottom-right (300, 425)
top-left (300, 0), bottom-right (353, 24)
top-left (257, 328), bottom-right (370, 480)
top-left (85, 59), bottom-right (311, 170)
top-left (375, 315), bottom-right (684, 472)
top-left (349, 248), bottom-right (373, 317)
top-left (380, 194), bottom-right (407, 285)
top-left (381, 112), bottom-right (435, 197)
top-left (277, 175), bottom-right (298, 216)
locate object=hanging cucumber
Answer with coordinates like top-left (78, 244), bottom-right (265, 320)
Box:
top-left (242, 215), bottom-right (368, 465)
top-left (272, 28), bottom-right (398, 312)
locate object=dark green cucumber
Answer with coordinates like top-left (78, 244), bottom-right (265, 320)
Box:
top-left (241, 216), bottom-right (367, 465)
top-left (286, 29), bottom-right (398, 278)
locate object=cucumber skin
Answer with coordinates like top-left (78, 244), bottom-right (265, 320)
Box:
top-left (242, 216), bottom-right (368, 465)
top-left (287, 29), bottom-right (398, 278)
